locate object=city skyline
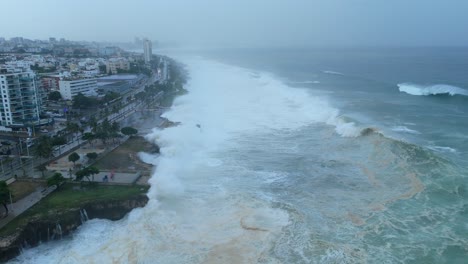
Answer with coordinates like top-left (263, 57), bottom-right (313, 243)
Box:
top-left (1, 0), bottom-right (468, 48)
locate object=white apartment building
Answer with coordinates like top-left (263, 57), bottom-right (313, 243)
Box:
top-left (0, 66), bottom-right (42, 128)
top-left (59, 78), bottom-right (97, 100)
top-left (143, 39), bottom-right (152, 64)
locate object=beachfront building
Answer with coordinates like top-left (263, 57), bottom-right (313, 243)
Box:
top-left (143, 39), bottom-right (152, 64)
top-left (0, 65), bottom-right (42, 128)
top-left (59, 78), bottom-right (97, 100)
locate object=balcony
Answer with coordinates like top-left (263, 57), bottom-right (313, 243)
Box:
top-left (19, 77), bottom-right (33, 82)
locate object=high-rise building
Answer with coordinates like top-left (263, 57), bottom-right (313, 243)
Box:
top-left (143, 39), bottom-right (152, 64)
top-left (0, 66), bottom-right (42, 128)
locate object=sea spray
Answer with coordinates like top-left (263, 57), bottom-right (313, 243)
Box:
top-left (12, 57), bottom-right (462, 263)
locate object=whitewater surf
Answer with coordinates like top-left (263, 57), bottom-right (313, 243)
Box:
top-left (11, 57), bottom-right (468, 263)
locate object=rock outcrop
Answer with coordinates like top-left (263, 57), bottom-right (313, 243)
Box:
top-left (0, 194), bottom-right (148, 262)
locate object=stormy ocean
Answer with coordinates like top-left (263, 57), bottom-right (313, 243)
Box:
top-left (12, 47), bottom-right (468, 263)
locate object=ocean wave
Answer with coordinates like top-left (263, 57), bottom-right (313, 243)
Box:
top-left (323, 70), bottom-right (344, 75)
top-left (289, 80), bottom-right (320, 84)
top-left (398, 83), bottom-right (468, 96)
top-left (391, 126), bottom-right (421, 135)
top-left (427, 145), bottom-right (457, 153)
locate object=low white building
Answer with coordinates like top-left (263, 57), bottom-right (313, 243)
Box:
top-left (59, 78), bottom-right (97, 100)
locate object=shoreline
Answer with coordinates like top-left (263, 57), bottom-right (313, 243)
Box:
top-left (0, 184), bottom-right (149, 262)
top-left (0, 56), bottom-right (188, 262)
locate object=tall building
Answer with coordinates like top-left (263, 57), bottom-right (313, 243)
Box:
top-left (59, 78), bottom-right (97, 100)
top-left (0, 66), bottom-right (42, 128)
top-left (143, 39), bottom-right (152, 64)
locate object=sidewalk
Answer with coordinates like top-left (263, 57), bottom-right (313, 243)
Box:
top-left (0, 188), bottom-right (44, 229)
top-left (89, 171), bottom-right (141, 184)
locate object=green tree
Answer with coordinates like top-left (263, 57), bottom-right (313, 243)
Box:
top-left (82, 132), bottom-right (95, 146)
top-left (66, 122), bottom-right (80, 134)
top-left (65, 122), bottom-right (81, 142)
top-left (51, 136), bottom-right (67, 146)
top-left (110, 121), bottom-right (120, 143)
top-left (34, 136), bottom-right (53, 159)
top-left (111, 122), bottom-right (119, 133)
top-left (75, 166), bottom-right (100, 182)
top-left (87, 166), bottom-right (100, 181)
top-left (89, 116), bottom-right (98, 133)
top-left (0, 181), bottom-right (11, 216)
top-left (121, 127), bottom-right (138, 136)
top-left (103, 91), bottom-right (120, 103)
top-left (47, 172), bottom-right (65, 190)
top-left (68, 152), bottom-right (80, 167)
top-left (75, 168), bottom-right (90, 182)
top-left (95, 119), bottom-right (111, 145)
top-left (86, 152), bottom-right (98, 161)
top-left (48, 91), bottom-right (62, 101)
top-left (72, 93), bottom-right (98, 109)
top-left (37, 163), bottom-right (47, 177)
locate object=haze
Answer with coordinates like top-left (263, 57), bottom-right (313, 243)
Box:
top-left (1, 0), bottom-right (468, 47)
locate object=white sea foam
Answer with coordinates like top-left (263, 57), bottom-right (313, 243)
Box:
top-left (138, 152), bottom-right (158, 165)
top-left (398, 83), bottom-right (468, 96)
top-left (289, 80), bottom-right (320, 84)
top-left (391, 126), bottom-right (421, 135)
top-left (12, 57), bottom-right (363, 263)
top-left (427, 145), bottom-right (457, 153)
top-left (323, 70), bottom-right (344, 75)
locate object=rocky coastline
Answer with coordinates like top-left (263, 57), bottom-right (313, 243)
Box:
top-left (0, 194), bottom-right (148, 262)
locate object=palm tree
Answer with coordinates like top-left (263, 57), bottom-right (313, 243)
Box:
top-left (89, 116), bottom-right (98, 133)
top-left (34, 136), bottom-right (53, 160)
top-left (66, 122), bottom-right (80, 142)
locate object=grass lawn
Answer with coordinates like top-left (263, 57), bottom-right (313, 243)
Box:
top-left (93, 136), bottom-right (155, 172)
top-left (0, 183), bottom-right (149, 237)
top-left (9, 181), bottom-right (44, 203)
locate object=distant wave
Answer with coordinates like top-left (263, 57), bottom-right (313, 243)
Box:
top-left (398, 83), bottom-right (468, 97)
top-left (323, 70), bottom-right (344, 76)
top-left (391, 126), bottom-right (421, 135)
top-left (289, 80), bottom-right (320, 84)
top-left (427, 145), bottom-right (457, 153)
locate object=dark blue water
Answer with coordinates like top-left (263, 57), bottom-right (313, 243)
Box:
top-left (203, 47), bottom-right (468, 161)
top-left (198, 47), bottom-right (468, 263)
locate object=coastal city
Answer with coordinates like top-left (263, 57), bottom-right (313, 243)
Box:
top-left (2, 1), bottom-right (468, 263)
top-left (0, 36), bottom-right (186, 260)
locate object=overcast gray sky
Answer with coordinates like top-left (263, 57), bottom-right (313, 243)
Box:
top-left (1, 0), bottom-right (468, 47)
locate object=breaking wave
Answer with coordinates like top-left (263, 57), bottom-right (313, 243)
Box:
top-left (323, 70), bottom-right (344, 75)
top-left (427, 145), bottom-right (457, 153)
top-left (398, 83), bottom-right (468, 96)
top-left (391, 126), bottom-right (421, 135)
top-left (288, 80), bottom-right (320, 84)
